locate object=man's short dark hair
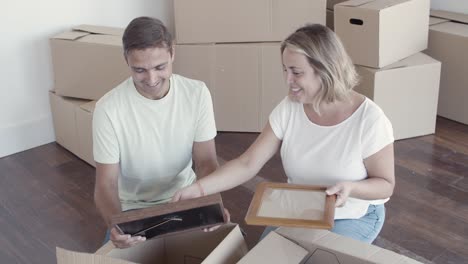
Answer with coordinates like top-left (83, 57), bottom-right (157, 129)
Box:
top-left (122, 16), bottom-right (173, 58)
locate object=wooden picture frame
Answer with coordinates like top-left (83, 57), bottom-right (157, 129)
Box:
top-left (111, 193), bottom-right (226, 240)
top-left (245, 182), bottom-right (336, 229)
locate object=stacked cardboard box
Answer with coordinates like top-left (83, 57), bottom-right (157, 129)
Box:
top-left (173, 0), bottom-right (327, 132)
top-left (424, 10), bottom-right (468, 125)
top-left (49, 25), bottom-right (130, 166)
top-left (334, 0), bottom-right (442, 140)
top-left (326, 0), bottom-right (349, 30)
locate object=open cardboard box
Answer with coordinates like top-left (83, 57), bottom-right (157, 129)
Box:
top-left (239, 227), bottom-right (422, 263)
top-left (57, 223), bottom-right (247, 264)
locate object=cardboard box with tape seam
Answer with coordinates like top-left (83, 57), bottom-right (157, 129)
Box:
top-left (174, 0), bottom-right (326, 44)
top-left (173, 43), bottom-right (286, 132)
top-left (335, 0), bottom-right (430, 68)
top-left (50, 25), bottom-right (130, 100)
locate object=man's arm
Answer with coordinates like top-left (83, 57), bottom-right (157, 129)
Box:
top-left (94, 162), bottom-right (121, 227)
top-left (94, 162), bottom-right (146, 248)
top-left (192, 138), bottom-right (219, 179)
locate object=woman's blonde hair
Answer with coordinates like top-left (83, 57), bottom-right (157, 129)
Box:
top-left (281, 24), bottom-right (359, 114)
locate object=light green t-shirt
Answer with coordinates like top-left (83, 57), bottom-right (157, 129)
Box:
top-left (93, 74), bottom-right (216, 210)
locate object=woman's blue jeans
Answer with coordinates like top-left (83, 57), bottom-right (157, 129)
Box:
top-left (260, 204), bottom-right (385, 244)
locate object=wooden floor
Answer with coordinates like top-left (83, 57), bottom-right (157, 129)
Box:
top-left (0, 116), bottom-right (467, 263)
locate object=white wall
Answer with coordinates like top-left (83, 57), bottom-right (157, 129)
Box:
top-left (431, 0), bottom-right (468, 14)
top-left (0, 0), bottom-right (174, 157)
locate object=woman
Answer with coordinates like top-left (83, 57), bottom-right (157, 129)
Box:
top-left (173, 24), bottom-right (395, 243)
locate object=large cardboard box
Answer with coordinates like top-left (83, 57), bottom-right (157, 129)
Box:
top-left (49, 91), bottom-right (95, 166)
top-left (335, 0), bottom-right (430, 68)
top-left (173, 43), bottom-right (286, 132)
top-left (424, 11), bottom-right (468, 125)
top-left (354, 52), bottom-right (441, 140)
top-left (57, 224), bottom-right (247, 264)
top-left (239, 228), bottom-right (422, 263)
top-left (50, 25), bottom-right (130, 100)
top-left (174, 0), bottom-right (326, 44)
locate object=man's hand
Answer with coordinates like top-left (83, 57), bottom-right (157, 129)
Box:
top-left (110, 226), bottom-right (146, 249)
top-left (203, 208), bottom-right (231, 232)
top-left (326, 182), bottom-right (353, 207)
top-left (172, 184), bottom-right (231, 233)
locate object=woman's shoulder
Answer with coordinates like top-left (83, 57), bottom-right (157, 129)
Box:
top-left (355, 94), bottom-right (386, 121)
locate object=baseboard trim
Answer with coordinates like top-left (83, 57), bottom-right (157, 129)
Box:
top-left (0, 115), bottom-right (55, 158)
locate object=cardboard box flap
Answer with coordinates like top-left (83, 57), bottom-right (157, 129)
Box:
top-left (99, 237), bottom-right (166, 263)
top-left (80, 101), bottom-right (96, 113)
top-left (360, 0), bottom-right (412, 10)
top-left (367, 248), bottom-right (413, 264)
top-left (238, 231), bottom-right (309, 263)
top-left (317, 232), bottom-right (381, 259)
top-left (430, 21), bottom-right (468, 38)
top-left (338, 0), bottom-right (411, 10)
top-left (381, 52), bottom-right (440, 71)
top-left (276, 226), bottom-right (330, 243)
top-left (52, 30), bottom-right (90, 40)
top-left (95, 240), bottom-right (115, 255)
top-left (203, 225), bottom-right (249, 264)
top-left (276, 228), bottom-right (381, 262)
top-left (73, 24), bottom-right (124, 36)
top-left (76, 34), bottom-right (122, 46)
top-left (56, 247), bottom-right (136, 264)
top-left (430, 10), bottom-right (468, 25)
top-left (429, 16), bottom-right (450, 26)
top-left (336, 0), bottom-right (376, 8)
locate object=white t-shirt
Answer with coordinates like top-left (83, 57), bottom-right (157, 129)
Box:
top-left (269, 96), bottom-right (394, 219)
top-left (93, 74), bottom-right (216, 211)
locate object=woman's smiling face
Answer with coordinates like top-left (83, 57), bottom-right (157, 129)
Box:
top-left (282, 47), bottom-right (322, 104)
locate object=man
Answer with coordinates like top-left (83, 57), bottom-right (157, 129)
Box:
top-left (93, 16), bottom-right (219, 248)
